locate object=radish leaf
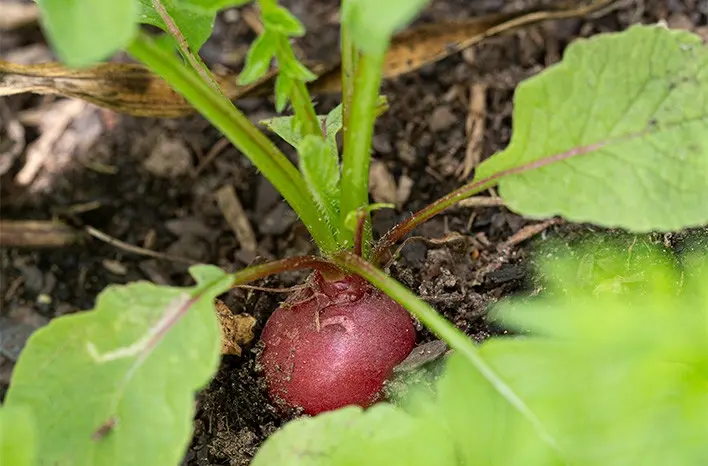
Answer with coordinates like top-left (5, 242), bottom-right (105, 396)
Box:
top-left (261, 5), bottom-right (306, 37)
top-left (236, 0), bottom-right (314, 114)
top-left (137, 0), bottom-right (213, 53)
top-left (469, 242), bottom-right (708, 466)
top-left (341, 0), bottom-right (431, 54)
top-left (252, 404), bottom-right (455, 466)
top-left (239, 30), bottom-right (280, 85)
top-left (35, 0), bottom-right (137, 67)
top-left (137, 0), bottom-right (252, 53)
top-left (261, 104), bottom-right (343, 149)
top-left (176, 0), bottom-right (252, 12)
top-left (299, 135), bottom-right (341, 230)
top-left (0, 406), bottom-right (36, 466)
top-left (476, 24), bottom-right (708, 232)
top-left (4, 265), bottom-right (232, 466)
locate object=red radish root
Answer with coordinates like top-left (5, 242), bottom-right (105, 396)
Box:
top-left (259, 271), bottom-right (416, 415)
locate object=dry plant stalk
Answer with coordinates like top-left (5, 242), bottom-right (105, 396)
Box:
top-left (0, 0), bottom-right (616, 117)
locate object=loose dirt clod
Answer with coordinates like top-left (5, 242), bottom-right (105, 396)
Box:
top-left (215, 299), bottom-right (256, 356)
top-left (369, 160), bottom-right (398, 204)
top-left (142, 134), bottom-right (192, 178)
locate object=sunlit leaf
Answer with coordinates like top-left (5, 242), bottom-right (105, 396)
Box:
top-left (476, 24), bottom-right (708, 232)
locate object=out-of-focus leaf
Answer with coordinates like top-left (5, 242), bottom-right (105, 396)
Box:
top-left (36, 0), bottom-right (137, 67)
top-left (342, 0), bottom-right (431, 55)
top-left (177, 0), bottom-right (252, 12)
top-left (252, 404), bottom-right (456, 466)
top-left (0, 406), bottom-right (36, 466)
top-left (238, 30), bottom-right (279, 85)
top-left (261, 5), bottom-right (306, 37)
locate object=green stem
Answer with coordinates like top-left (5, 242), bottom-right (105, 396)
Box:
top-left (371, 126), bottom-right (628, 263)
top-left (126, 34), bottom-right (338, 253)
top-left (151, 0), bottom-right (222, 94)
top-left (231, 255), bottom-right (342, 284)
top-left (340, 14), bottom-right (357, 145)
top-left (290, 77), bottom-right (323, 138)
top-left (372, 177), bottom-right (496, 263)
top-left (332, 251), bottom-right (562, 457)
top-left (339, 51), bottom-right (385, 251)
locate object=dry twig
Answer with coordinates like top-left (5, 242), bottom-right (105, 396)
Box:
top-left (499, 218), bottom-right (563, 249)
top-left (0, 220), bottom-right (81, 248)
top-left (457, 83), bottom-right (488, 180)
top-left (85, 226), bottom-right (197, 264)
top-left (215, 185), bottom-right (258, 254)
top-left (457, 196), bottom-right (505, 208)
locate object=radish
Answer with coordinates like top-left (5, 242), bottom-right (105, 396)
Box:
top-left (259, 270), bottom-right (417, 415)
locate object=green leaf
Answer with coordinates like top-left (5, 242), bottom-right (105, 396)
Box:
top-left (475, 24), bottom-right (708, 232)
top-left (343, 203), bottom-right (395, 232)
top-left (424, 241), bottom-right (708, 466)
top-left (137, 0), bottom-right (216, 52)
top-left (341, 0), bottom-right (431, 55)
top-left (261, 104), bottom-right (344, 147)
top-left (238, 30), bottom-right (278, 85)
top-left (176, 0), bottom-right (252, 12)
top-left (260, 114), bottom-right (303, 148)
top-left (299, 135), bottom-right (341, 229)
top-left (274, 41), bottom-right (317, 82)
top-left (237, 17), bottom-right (313, 87)
top-left (4, 265), bottom-right (233, 466)
top-left (0, 406), bottom-right (36, 466)
top-left (477, 244), bottom-right (708, 466)
top-left (274, 73), bottom-right (294, 112)
top-left (139, 0), bottom-right (251, 54)
top-left (324, 104), bottom-right (344, 139)
top-left (435, 354), bottom-right (561, 466)
top-left (319, 97), bottom-right (384, 135)
top-left (36, 0), bottom-right (137, 67)
top-left (252, 404), bottom-right (456, 466)
top-left (260, 107), bottom-right (346, 220)
top-left (261, 5), bottom-right (305, 37)
top-left (255, 241), bottom-right (708, 466)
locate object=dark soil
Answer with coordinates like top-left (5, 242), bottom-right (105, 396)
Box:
top-left (1, 0), bottom-right (705, 464)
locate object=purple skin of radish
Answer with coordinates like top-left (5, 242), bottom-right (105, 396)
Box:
top-left (259, 271), bottom-right (417, 415)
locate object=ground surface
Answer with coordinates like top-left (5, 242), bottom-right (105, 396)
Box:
top-left (1, 0), bottom-right (705, 464)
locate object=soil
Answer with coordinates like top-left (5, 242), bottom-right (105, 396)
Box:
top-left (1, 0), bottom-right (706, 464)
